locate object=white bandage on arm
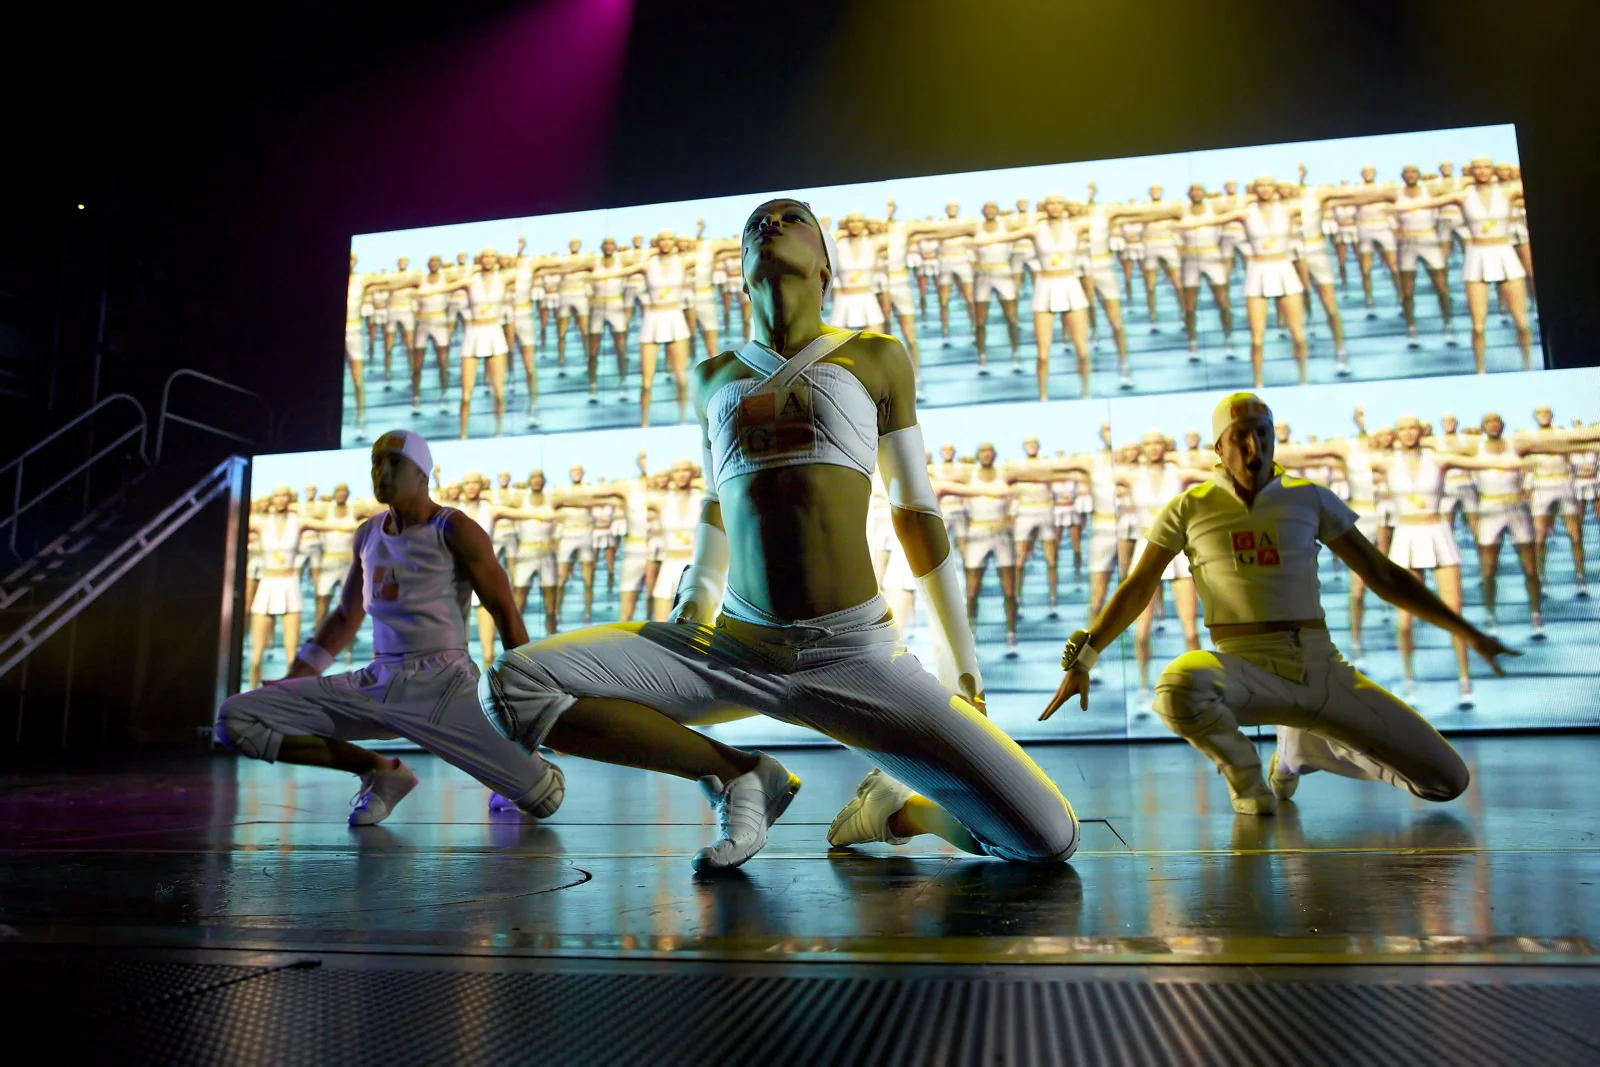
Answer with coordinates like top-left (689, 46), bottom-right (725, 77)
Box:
top-left (673, 502), bottom-right (730, 625)
top-left (295, 642), bottom-right (335, 675)
top-left (879, 424), bottom-right (983, 700)
top-left (878, 424), bottom-right (941, 516)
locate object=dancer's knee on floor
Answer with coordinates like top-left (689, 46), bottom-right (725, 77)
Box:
top-left (984, 804), bottom-right (1079, 865)
top-left (214, 693), bottom-right (283, 763)
top-left (1153, 652), bottom-right (1228, 737)
top-left (1418, 758), bottom-right (1470, 802)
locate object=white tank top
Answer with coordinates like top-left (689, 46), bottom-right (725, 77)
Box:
top-left (346, 275), bottom-right (366, 325)
top-left (1474, 442), bottom-right (1524, 499)
top-left (592, 258), bottom-right (626, 302)
top-left (658, 488), bottom-right (704, 556)
top-left (1132, 464), bottom-right (1181, 526)
top-left (1143, 206), bottom-right (1177, 247)
top-left (322, 505), bottom-right (356, 560)
top-left (259, 514), bottom-right (302, 573)
top-left (646, 257), bottom-right (686, 307)
top-left (1528, 433), bottom-right (1573, 483)
top-left (1298, 190), bottom-right (1326, 241)
top-left (835, 237), bottom-right (878, 291)
top-left (1011, 459), bottom-right (1054, 506)
top-left (417, 274), bottom-right (450, 319)
top-left (356, 508), bottom-right (471, 656)
top-left (1029, 220), bottom-right (1079, 273)
top-left (885, 225), bottom-right (910, 273)
top-left (1244, 203), bottom-right (1292, 257)
top-left (966, 478), bottom-right (1010, 525)
top-left (707, 332), bottom-right (877, 491)
top-left (1396, 187), bottom-right (1440, 239)
top-left (974, 223), bottom-right (1012, 269)
top-left (1089, 452), bottom-right (1118, 517)
top-left (623, 479), bottom-right (651, 537)
top-left (1180, 207), bottom-right (1222, 253)
top-left (517, 495), bottom-right (558, 551)
top-left (1386, 450), bottom-right (1446, 518)
top-left (1462, 184), bottom-right (1513, 239)
top-left (1344, 439), bottom-right (1377, 507)
top-left (1356, 188), bottom-right (1392, 229)
top-left (468, 273), bottom-right (508, 325)
top-left (938, 228), bottom-right (971, 262)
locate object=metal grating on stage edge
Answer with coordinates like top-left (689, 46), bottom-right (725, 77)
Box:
top-left (17, 959), bottom-right (1598, 1066)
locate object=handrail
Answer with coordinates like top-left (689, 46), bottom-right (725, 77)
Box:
top-left (0, 393), bottom-right (148, 479)
top-left (0, 394), bottom-right (150, 557)
top-left (155, 370), bottom-right (274, 463)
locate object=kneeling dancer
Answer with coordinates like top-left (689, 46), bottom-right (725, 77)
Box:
top-left (1041, 393), bottom-right (1517, 814)
top-left (215, 430), bottom-right (565, 826)
top-left (481, 198), bottom-right (1079, 872)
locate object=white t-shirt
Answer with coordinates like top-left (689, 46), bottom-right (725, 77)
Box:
top-left (1145, 466), bottom-right (1358, 625)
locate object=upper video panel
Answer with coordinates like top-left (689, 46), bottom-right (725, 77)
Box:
top-left (342, 124), bottom-right (1534, 447)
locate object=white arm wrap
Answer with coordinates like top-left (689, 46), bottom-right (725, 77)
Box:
top-left (918, 548), bottom-right (984, 702)
top-left (295, 642), bottom-right (335, 675)
top-left (671, 515), bottom-right (729, 625)
top-left (878, 424), bottom-right (941, 516)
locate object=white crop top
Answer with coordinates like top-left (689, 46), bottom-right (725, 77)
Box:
top-left (706, 331), bottom-right (878, 494)
top-left (1146, 467), bottom-right (1358, 625)
top-left (355, 507), bottom-right (471, 656)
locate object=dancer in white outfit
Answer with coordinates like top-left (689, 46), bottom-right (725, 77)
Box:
top-left (1043, 393), bottom-right (1516, 816)
top-left (372, 249), bottom-right (512, 438)
top-left (1525, 406), bottom-right (1597, 596)
top-left (587, 233), bottom-right (695, 427)
top-left (1187, 178), bottom-right (1308, 388)
top-left (217, 430), bottom-right (564, 827)
top-left (1394, 166), bottom-right (1455, 349)
top-left (971, 194), bottom-right (1094, 401)
top-left (1176, 185), bottom-right (1234, 359)
top-left (1363, 416), bottom-right (1524, 706)
top-left (1398, 157), bottom-right (1532, 373)
top-left (480, 198), bottom-right (1079, 873)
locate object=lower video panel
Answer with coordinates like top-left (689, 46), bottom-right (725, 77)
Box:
top-left (245, 366), bottom-right (1599, 743)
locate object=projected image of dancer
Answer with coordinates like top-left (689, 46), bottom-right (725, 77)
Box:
top-left (480, 197), bottom-right (1079, 873)
top-left (588, 232), bottom-right (693, 427)
top-left (1042, 393), bottom-right (1516, 815)
top-left (1400, 158), bottom-right (1532, 373)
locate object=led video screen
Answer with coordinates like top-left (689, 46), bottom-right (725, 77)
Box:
top-left (245, 362), bottom-right (1598, 742)
top-left (235, 120), bottom-right (1590, 752)
top-left (341, 124), bottom-right (1536, 446)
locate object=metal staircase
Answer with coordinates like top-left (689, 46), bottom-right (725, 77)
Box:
top-left (0, 371), bottom-right (269, 688)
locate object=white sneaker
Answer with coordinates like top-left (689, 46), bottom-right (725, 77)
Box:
top-left (1268, 750), bottom-right (1299, 802)
top-left (1530, 615), bottom-right (1547, 641)
top-left (1224, 344), bottom-right (1238, 361)
top-left (1119, 373), bottom-right (1134, 390)
top-left (1336, 355), bottom-right (1352, 377)
top-left (1579, 580), bottom-right (1591, 600)
top-left (349, 760), bottom-right (418, 826)
top-left (1406, 326), bottom-right (1420, 349)
top-left (1458, 679), bottom-right (1475, 709)
top-left (487, 760), bottom-right (566, 818)
top-left (1402, 678), bottom-right (1418, 702)
top-left (692, 753), bottom-right (801, 872)
top-left (1444, 327), bottom-right (1458, 347)
top-left (1482, 613), bottom-right (1498, 635)
top-left (828, 769), bottom-right (915, 848)
top-left (1005, 632), bottom-right (1019, 659)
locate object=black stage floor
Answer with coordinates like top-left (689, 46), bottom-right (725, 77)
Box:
top-left (3, 734), bottom-right (1597, 1063)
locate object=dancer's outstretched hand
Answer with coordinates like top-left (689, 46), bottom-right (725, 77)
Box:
top-left (1040, 669), bottom-right (1090, 721)
top-left (1468, 631), bottom-right (1520, 676)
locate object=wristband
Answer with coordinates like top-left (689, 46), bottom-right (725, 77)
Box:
top-left (1060, 630), bottom-right (1098, 672)
top-left (296, 642), bottom-right (335, 674)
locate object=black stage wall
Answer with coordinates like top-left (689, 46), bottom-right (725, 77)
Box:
top-left (7, 0), bottom-right (1598, 461)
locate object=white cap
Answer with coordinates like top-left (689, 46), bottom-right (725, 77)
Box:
top-left (371, 428), bottom-right (433, 478)
top-left (1212, 392), bottom-right (1272, 445)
